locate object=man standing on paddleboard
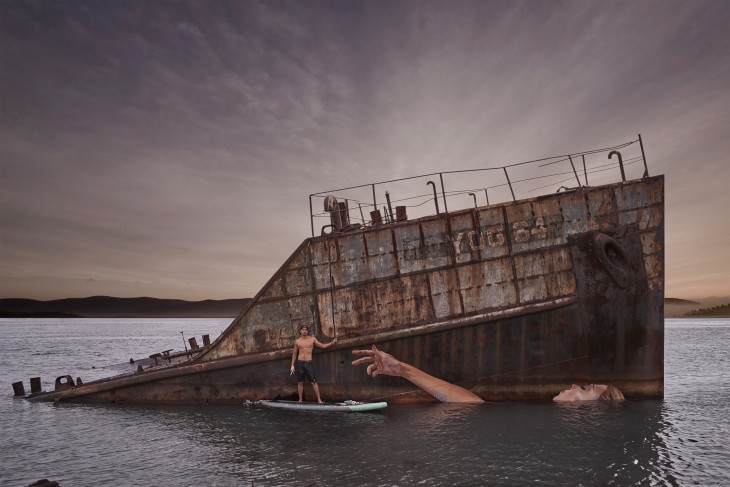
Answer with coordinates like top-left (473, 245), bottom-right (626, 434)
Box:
top-left (290, 324), bottom-right (337, 403)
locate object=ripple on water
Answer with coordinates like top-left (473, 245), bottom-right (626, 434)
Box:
top-left (1, 318), bottom-right (730, 485)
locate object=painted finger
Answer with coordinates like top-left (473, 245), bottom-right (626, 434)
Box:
top-left (351, 357), bottom-right (374, 366)
top-left (366, 363), bottom-right (378, 376)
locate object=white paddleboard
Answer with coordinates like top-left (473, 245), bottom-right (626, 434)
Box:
top-left (258, 399), bottom-right (387, 412)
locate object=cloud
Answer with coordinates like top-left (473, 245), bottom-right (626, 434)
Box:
top-left (1, 0), bottom-right (729, 299)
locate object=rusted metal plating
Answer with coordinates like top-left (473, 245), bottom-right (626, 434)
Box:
top-left (27, 174), bottom-right (664, 404)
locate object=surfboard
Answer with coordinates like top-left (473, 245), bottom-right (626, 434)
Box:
top-left (257, 399), bottom-right (387, 412)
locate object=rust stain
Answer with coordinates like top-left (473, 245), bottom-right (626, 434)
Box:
top-left (26, 174), bottom-right (664, 404)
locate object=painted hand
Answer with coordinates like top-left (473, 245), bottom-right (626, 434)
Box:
top-left (351, 345), bottom-right (403, 377)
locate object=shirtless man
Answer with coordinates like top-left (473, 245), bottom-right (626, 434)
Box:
top-left (290, 324), bottom-right (337, 403)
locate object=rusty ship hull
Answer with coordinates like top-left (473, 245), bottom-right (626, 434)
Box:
top-left (25, 148), bottom-right (664, 404)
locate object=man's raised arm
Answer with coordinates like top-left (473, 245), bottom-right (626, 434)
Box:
top-left (314, 337), bottom-right (338, 349)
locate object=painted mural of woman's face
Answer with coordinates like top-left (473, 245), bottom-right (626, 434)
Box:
top-left (552, 384), bottom-right (608, 401)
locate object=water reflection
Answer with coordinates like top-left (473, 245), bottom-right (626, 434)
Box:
top-left (3, 318), bottom-right (729, 486)
top-left (107, 400), bottom-right (682, 486)
top-left (2, 388), bottom-right (722, 485)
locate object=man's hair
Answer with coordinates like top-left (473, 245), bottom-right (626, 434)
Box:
top-left (299, 324), bottom-right (309, 331)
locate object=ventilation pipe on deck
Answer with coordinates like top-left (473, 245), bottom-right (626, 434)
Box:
top-left (324, 195), bottom-right (342, 230)
top-left (427, 181), bottom-right (440, 214)
top-left (608, 150), bottom-right (626, 182)
top-left (324, 195), bottom-right (351, 231)
top-left (370, 210), bottom-right (383, 225)
top-left (338, 201), bottom-right (350, 227)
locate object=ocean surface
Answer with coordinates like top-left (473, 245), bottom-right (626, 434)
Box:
top-left (0, 318), bottom-right (728, 486)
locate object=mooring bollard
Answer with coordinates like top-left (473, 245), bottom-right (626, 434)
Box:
top-left (202, 334), bottom-right (211, 347)
top-left (188, 337), bottom-right (199, 350)
top-left (54, 375), bottom-right (75, 392)
top-left (30, 377), bottom-right (42, 394)
top-left (12, 381), bottom-right (26, 396)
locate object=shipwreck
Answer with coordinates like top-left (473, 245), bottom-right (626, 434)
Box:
top-left (16, 136), bottom-right (664, 404)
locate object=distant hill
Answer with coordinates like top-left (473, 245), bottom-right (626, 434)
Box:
top-left (0, 296), bottom-right (250, 318)
top-left (683, 303), bottom-right (730, 317)
top-left (0, 310), bottom-right (82, 318)
top-left (1, 296), bottom-right (726, 319)
top-left (665, 298), bottom-right (700, 305)
top-left (664, 296), bottom-right (730, 318)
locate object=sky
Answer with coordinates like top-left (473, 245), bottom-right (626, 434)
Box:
top-left (1, 0), bottom-right (729, 301)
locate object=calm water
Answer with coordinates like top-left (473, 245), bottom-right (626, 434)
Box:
top-left (1, 318), bottom-right (728, 486)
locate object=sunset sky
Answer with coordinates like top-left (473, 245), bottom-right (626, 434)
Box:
top-left (1, 0), bottom-right (729, 301)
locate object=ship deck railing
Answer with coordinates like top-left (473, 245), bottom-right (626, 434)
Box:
top-left (308, 135), bottom-right (649, 237)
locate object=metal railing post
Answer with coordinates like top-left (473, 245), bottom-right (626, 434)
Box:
top-left (568, 155), bottom-right (582, 187)
top-left (638, 134), bottom-right (649, 178)
top-left (357, 203), bottom-right (365, 224)
top-left (439, 173), bottom-right (449, 213)
top-left (371, 184), bottom-right (377, 216)
top-left (582, 155), bottom-right (588, 186)
top-left (309, 195), bottom-right (314, 237)
top-left (503, 167), bottom-right (516, 201)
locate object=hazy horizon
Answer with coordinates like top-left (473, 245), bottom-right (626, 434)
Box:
top-left (2, 295), bottom-right (729, 304)
top-left (2, 0), bottom-right (729, 301)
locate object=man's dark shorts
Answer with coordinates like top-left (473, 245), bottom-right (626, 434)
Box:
top-left (296, 360), bottom-right (316, 383)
